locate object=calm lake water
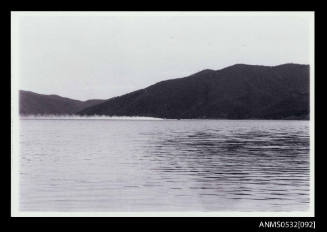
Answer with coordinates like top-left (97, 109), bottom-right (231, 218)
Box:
top-left (19, 119), bottom-right (310, 212)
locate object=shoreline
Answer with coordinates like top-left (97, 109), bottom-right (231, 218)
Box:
top-left (18, 115), bottom-right (310, 121)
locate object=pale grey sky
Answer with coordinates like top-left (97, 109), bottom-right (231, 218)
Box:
top-left (12, 12), bottom-right (314, 100)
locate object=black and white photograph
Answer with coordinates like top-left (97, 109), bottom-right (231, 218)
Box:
top-left (11, 11), bottom-right (314, 217)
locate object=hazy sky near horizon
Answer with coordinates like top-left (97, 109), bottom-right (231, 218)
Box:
top-left (12, 12), bottom-right (314, 100)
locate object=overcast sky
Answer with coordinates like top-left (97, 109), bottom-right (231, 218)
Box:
top-left (12, 12), bottom-right (314, 100)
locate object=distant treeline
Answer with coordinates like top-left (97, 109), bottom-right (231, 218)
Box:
top-left (20, 63), bottom-right (310, 120)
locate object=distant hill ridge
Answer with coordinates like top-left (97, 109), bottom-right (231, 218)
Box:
top-left (20, 63), bottom-right (310, 119)
top-left (19, 90), bottom-right (105, 115)
top-left (78, 63), bottom-right (310, 119)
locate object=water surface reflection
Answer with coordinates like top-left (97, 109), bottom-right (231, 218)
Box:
top-left (20, 119), bottom-right (310, 211)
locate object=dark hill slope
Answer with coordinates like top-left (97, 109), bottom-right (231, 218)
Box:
top-left (19, 90), bottom-right (105, 115)
top-left (78, 63), bottom-right (309, 119)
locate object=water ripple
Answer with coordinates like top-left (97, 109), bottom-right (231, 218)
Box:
top-left (19, 119), bottom-right (310, 212)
